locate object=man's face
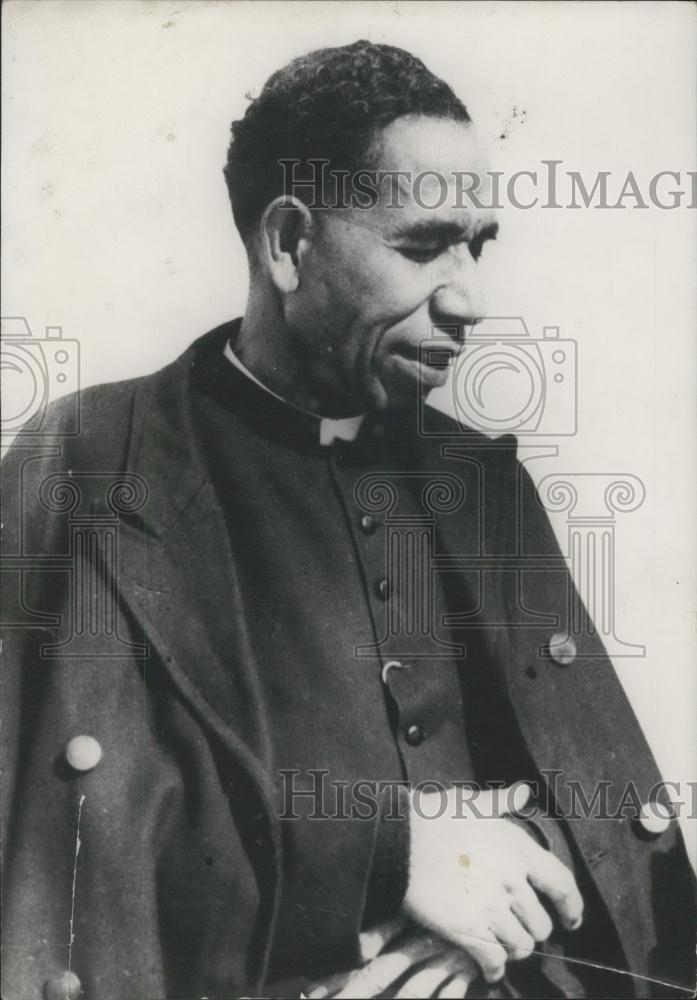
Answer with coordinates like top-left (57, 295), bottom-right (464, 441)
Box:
top-left (286, 115), bottom-right (498, 415)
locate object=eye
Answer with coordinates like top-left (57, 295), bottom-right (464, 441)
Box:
top-left (469, 232), bottom-right (497, 261)
top-left (398, 246), bottom-right (443, 263)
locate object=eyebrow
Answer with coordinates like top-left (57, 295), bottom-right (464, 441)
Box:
top-left (390, 220), bottom-right (499, 244)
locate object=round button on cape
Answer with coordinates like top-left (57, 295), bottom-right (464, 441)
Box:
top-left (549, 632), bottom-right (577, 666)
top-left (65, 735), bottom-right (102, 773)
top-left (639, 801), bottom-right (672, 836)
top-left (44, 971), bottom-right (81, 1000)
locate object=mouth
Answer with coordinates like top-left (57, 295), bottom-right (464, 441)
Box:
top-left (420, 345), bottom-right (458, 370)
top-left (390, 351), bottom-right (454, 389)
top-left (388, 338), bottom-right (461, 388)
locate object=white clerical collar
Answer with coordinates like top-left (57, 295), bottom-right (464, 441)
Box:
top-left (223, 340), bottom-right (365, 446)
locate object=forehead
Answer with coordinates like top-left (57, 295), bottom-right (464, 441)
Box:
top-left (366, 115), bottom-right (496, 236)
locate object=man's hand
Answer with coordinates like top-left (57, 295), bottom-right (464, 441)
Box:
top-left (403, 784), bottom-right (584, 984)
top-left (306, 917), bottom-right (477, 999)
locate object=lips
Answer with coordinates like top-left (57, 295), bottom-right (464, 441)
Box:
top-left (421, 347), bottom-right (454, 370)
top-left (376, 329), bottom-right (462, 398)
top-left (390, 353), bottom-right (452, 388)
top-left (392, 338), bottom-right (459, 364)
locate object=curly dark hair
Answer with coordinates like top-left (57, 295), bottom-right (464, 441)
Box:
top-left (224, 39), bottom-right (470, 240)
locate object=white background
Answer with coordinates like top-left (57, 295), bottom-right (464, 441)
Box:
top-left (3, 1), bottom-right (696, 856)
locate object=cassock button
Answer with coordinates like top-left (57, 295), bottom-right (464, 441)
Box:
top-left (44, 971), bottom-right (82, 1000)
top-left (376, 578), bottom-right (390, 600)
top-left (405, 724), bottom-right (424, 746)
top-left (549, 633), bottom-right (577, 666)
top-left (65, 735), bottom-right (102, 773)
top-left (360, 515), bottom-right (378, 535)
top-left (638, 801), bottom-right (673, 836)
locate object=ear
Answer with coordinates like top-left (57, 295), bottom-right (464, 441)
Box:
top-left (259, 196), bottom-right (314, 294)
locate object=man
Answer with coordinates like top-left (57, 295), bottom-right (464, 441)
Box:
top-left (1, 40), bottom-right (694, 1000)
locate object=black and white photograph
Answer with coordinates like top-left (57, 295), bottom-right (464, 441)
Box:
top-left (2, 2), bottom-right (696, 998)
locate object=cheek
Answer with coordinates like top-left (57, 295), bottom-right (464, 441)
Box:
top-left (301, 241), bottom-right (362, 321)
top-left (342, 252), bottom-right (432, 324)
top-left (307, 226), bottom-right (433, 333)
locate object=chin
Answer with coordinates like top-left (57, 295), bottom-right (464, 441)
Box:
top-left (359, 358), bottom-right (427, 415)
top-left (377, 377), bottom-right (425, 417)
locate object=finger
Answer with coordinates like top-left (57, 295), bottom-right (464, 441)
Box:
top-left (332, 937), bottom-right (448, 999)
top-left (488, 908), bottom-right (535, 961)
top-left (307, 971), bottom-right (353, 998)
top-left (307, 986), bottom-right (332, 1000)
top-left (394, 951), bottom-right (476, 999)
top-left (359, 914), bottom-right (410, 963)
top-left (449, 926), bottom-right (507, 983)
top-left (437, 970), bottom-right (475, 998)
top-left (331, 956), bottom-right (402, 1000)
top-left (509, 882), bottom-right (554, 943)
top-left (527, 850), bottom-right (584, 930)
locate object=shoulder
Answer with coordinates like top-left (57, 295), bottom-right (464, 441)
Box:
top-left (2, 374), bottom-right (148, 478)
top-left (2, 322), bottom-right (236, 475)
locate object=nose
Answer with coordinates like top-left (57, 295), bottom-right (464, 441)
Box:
top-left (429, 248), bottom-right (484, 340)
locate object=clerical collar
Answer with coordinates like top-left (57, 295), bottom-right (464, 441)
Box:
top-left (223, 339), bottom-right (365, 446)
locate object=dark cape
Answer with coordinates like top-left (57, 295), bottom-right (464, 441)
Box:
top-left (2, 323), bottom-right (694, 999)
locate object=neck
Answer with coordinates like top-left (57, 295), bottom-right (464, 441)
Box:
top-left (235, 280), bottom-right (361, 418)
top-left (236, 282), bottom-right (304, 398)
